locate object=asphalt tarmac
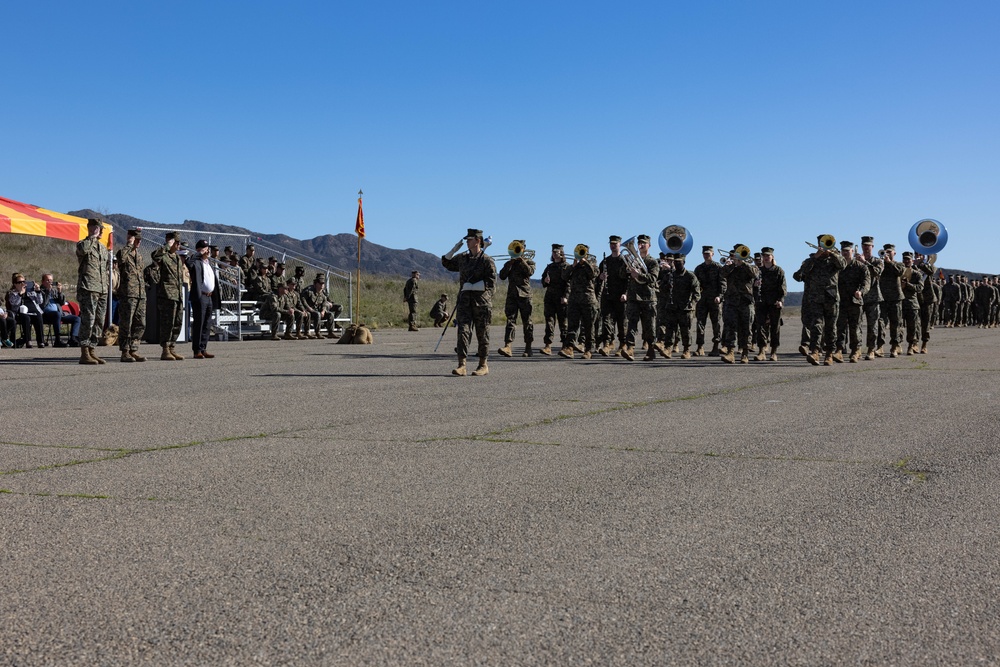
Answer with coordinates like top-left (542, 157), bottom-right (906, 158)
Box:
top-left (2, 319), bottom-right (998, 665)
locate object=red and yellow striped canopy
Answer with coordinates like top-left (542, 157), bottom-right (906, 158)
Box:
top-left (0, 195), bottom-right (112, 248)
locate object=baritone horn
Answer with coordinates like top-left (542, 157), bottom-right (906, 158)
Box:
top-left (620, 236), bottom-right (648, 274)
top-left (805, 234), bottom-right (837, 252)
top-left (658, 225), bottom-right (694, 256)
top-left (909, 218), bottom-right (948, 255)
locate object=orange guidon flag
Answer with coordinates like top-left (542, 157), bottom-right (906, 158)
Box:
top-left (355, 196), bottom-right (365, 239)
top-left (0, 195), bottom-right (113, 247)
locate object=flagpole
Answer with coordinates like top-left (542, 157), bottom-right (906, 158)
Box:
top-left (355, 189), bottom-right (364, 323)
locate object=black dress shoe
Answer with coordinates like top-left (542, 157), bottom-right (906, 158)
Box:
top-left (39, 341), bottom-right (49, 348)
top-left (54, 341), bottom-right (68, 348)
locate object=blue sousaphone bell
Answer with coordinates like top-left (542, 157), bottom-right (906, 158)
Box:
top-left (908, 218), bottom-right (948, 256)
top-left (658, 225), bottom-right (694, 257)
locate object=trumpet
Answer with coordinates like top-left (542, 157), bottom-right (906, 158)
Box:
top-left (620, 236), bottom-right (648, 274)
top-left (720, 244), bottom-right (752, 262)
top-left (573, 243), bottom-right (597, 264)
top-left (805, 234), bottom-right (837, 252)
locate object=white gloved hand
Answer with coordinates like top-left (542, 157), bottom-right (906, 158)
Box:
top-left (444, 240), bottom-right (464, 260)
top-left (461, 280), bottom-right (485, 292)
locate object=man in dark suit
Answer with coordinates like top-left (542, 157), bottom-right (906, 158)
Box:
top-left (188, 239), bottom-right (222, 359)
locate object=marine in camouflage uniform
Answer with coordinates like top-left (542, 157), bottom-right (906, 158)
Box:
top-left (621, 234), bottom-right (659, 361)
top-left (719, 246), bottom-right (760, 364)
top-left (834, 242), bottom-right (870, 362)
top-left (755, 247), bottom-right (786, 361)
top-left (441, 229), bottom-right (497, 376)
top-left (597, 236), bottom-right (629, 356)
top-left (260, 283), bottom-right (300, 339)
top-left (941, 275), bottom-right (959, 327)
top-left (282, 278), bottom-right (309, 338)
top-left (539, 244), bottom-right (569, 355)
top-left (497, 244), bottom-right (535, 357)
top-left (654, 254), bottom-right (675, 353)
top-left (974, 276), bottom-right (995, 329)
top-left (245, 263), bottom-right (272, 302)
top-left (151, 232), bottom-right (187, 360)
top-left (301, 275), bottom-right (337, 338)
top-left (900, 252), bottom-right (924, 354)
top-left (76, 218), bottom-right (111, 365)
top-left (115, 228), bottom-right (147, 362)
top-left (403, 270), bottom-right (420, 331)
top-left (799, 236), bottom-right (848, 365)
top-left (238, 244), bottom-right (257, 282)
top-left (916, 254), bottom-right (938, 351)
top-left (858, 237), bottom-right (884, 360)
top-left (659, 254), bottom-right (700, 359)
top-left (878, 244), bottom-right (906, 357)
top-left (558, 246), bottom-right (598, 359)
top-left (693, 246), bottom-right (726, 356)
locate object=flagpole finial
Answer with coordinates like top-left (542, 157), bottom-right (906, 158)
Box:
top-left (358, 189), bottom-right (363, 196)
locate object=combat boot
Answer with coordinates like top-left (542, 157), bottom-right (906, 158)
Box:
top-left (740, 349), bottom-right (749, 364)
top-left (920, 344), bottom-right (928, 354)
top-left (769, 348), bottom-right (779, 362)
top-left (471, 359), bottom-right (489, 376)
top-left (522, 346), bottom-right (533, 357)
top-left (807, 349), bottom-right (820, 366)
top-left (642, 346), bottom-right (656, 361)
top-left (889, 345), bottom-right (899, 358)
top-left (498, 345), bottom-right (513, 357)
top-left (656, 342), bottom-right (671, 359)
top-left (120, 350), bottom-right (134, 363)
top-left (708, 343), bottom-right (721, 357)
top-left (865, 347), bottom-right (876, 361)
top-left (79, 347), bottom-right (99, 365)
top-left (832, 350), bottom-right (844, 363)
top-left (598, 344), bottom-right (610, 357)
top-left (558, 346), bottom-right (574, 359)
top-left (694, 345), bottom-right (705, 357)
top-left (798, 344), bottom-right (809, 356)
top-left (573, 342), bottom-right (585, 353)
top-left (169, 345), bottom-right (184, 360)
top-left (681, 347), bottom-right (692, 359)
top-left (823, 352), bottom-right (834, 366)
top-left (161, 345), bottom-right (174, 361)
top-left (90, 347), bottom-right (106, 364)
top-left (539, 345), bottom-right (552, 356)
top-left (452, 357), bottom-right (467, 376)
top-left (721, 348), bottom-right (735, 364)
top-left (620, 346), bottom-right (634, 361)
top-left (753, 346), bottom-right (767, 361)
top-left (849, 349), bottom-right (861, 363)
top-left (408, 324), bottom-right (419, 332)
top-left (582, 350), bottom-right (592, 360)
top-left (130, 350), bottom-right (147, 362)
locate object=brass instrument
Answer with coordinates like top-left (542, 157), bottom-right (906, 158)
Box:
top-left (620, 236), bottom-right (649, 274)
top-left (805, 234), bottom-right (837, 252)
top-left (658, 225), bottom-right (694, 256)
top-left (720, 244), bottom-right (752, 262)
top-left (506, 239), bottom-right (535, 260)
top-left (573, 243), bottom-right (597, 264)
top-left (909, 218), bottom-right (948, 255)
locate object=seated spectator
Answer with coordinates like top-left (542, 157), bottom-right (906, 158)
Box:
top-left (259, 282), bottom-right (301, 340)
top-left (38, 273), bottom-right (81, 347)
top-left (6, 273), bottom-right (45, 348)
top-left (0, 302), bottom-right (15, 347)
top-left (300, 274), bottom-right (337, 338)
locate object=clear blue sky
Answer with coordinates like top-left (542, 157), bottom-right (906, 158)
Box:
top-left (3, 1), bottom-right (998, 277)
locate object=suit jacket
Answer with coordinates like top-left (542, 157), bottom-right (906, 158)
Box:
top-left (188, 256), bottom-right (223, 310)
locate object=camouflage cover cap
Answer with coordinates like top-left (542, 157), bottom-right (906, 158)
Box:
top-left (883, 243), bottom-right (895, 251)
top-left (552, 244), bottom-right (564, 250)
top-left (464, 228), bottom-right (484, 240)
top-left (609, 235), bottom-right (622, 243)
top-left (861, 236), bottom-right (874, 245)
top-left (761, 247), bottom-right (774, 255)
top-left (902, 251), bottom-right (913, 258)
top-left (127, 228), bottom-right (141, 238)
top-left (702, 245), bottom-right (714, 252)
top-left (637, 234), bottom-right (651, 243)
top-left (840, 240), bottom-right (854, 249)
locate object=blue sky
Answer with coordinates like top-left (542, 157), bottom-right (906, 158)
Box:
top-left (3, 1), bottom-right (998, 277)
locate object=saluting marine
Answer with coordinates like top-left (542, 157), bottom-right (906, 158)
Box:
top-left (442, 229), bottom-right (497, 376)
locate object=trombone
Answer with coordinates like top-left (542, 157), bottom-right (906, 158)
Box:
top-left (805, 234), bottom-right (837, 252)
top-left (573, 243), bottom-right (597, 264)
top-left (493, 239), bottom-right (535, 260)
top-left (719, 244), bottom-right (753, 263)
